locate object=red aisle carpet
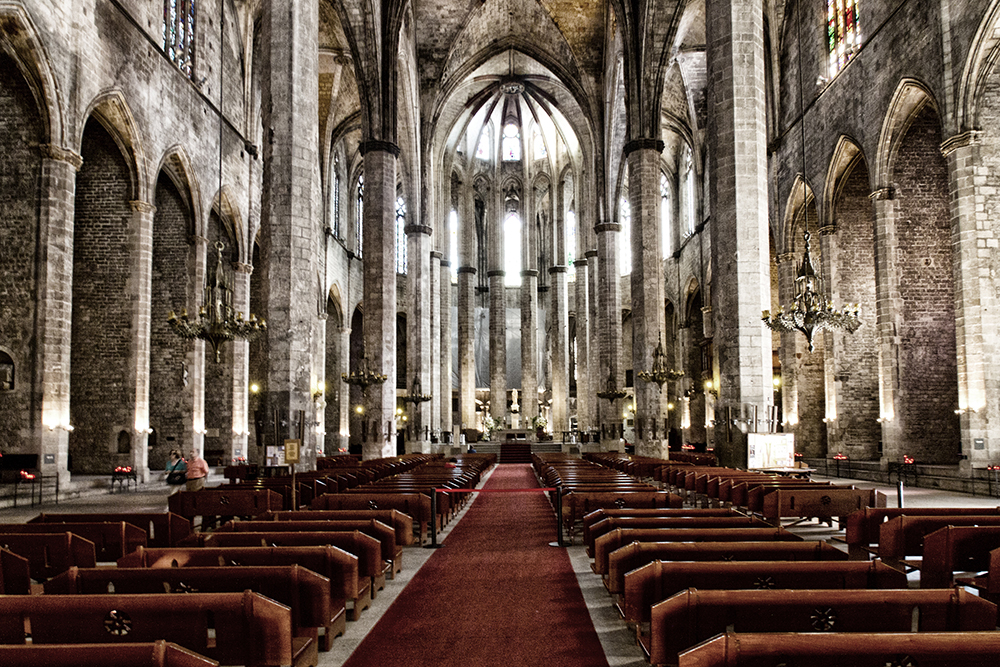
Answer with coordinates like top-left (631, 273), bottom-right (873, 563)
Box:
top-left (342, 464), bottom-right (610, 667)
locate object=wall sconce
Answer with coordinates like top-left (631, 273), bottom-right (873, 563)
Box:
top-left (954, 407), bottom-right (977, 415)
top-left (313, 382), bottom-right (325, 402)
top-left (46, 423), bottom-right (74, 432)
top-left (704, 379), bottom-right (719, 398)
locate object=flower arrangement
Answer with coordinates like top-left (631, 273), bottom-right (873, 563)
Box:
top-left (482, 415), bottom-right (497, 439)
top-left (532, 415), bottom-right (547, 430)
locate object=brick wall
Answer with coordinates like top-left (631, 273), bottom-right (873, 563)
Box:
top-left (149, 173), bottom-right (193, 469)
top-left (894, 106), bottom-right (960, 463)
top-left (0, 53), bottom-right (42, 451)
top-left (70, 118), bottom-right (135, 473)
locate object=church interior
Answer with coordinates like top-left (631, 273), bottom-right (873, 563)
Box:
top-left (3, 0), bottom-right (1000, 501)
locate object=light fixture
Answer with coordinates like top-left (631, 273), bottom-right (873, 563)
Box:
top-left (761, 7), bottom-right (861, 353)
top-left (636, 333), bottom-right (684, 388)
top-left (596, 368), bottom-right (626, 404)
top-left (167, 2), bottom-right (265, 362)
top-left (703, 379), bottom-right (719, 398)
top-left (400, 374), bottom-right (432, 405)
top-left (342, 354), bottom-right (387, 390)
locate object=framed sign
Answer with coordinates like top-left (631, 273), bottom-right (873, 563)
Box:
top-left (284, 439), bottom-right (301, 464)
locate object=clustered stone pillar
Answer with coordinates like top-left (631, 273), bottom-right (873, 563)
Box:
top-left (626, 139), bottom-right (668, 458)
top-left (521, 268), bottom-right (539, 426)
top-left (574, 256), bottom-right (591, 437)
top-left (439, 257), bottom-right (454, 442)
top-left (338, 324), bottom-right (351, 452)
top-left (129, 199), bottom-right (156, 479)
top-left (585, 248), bottom-right (600, 445)
top-left (37, 144), bottom-right (83, 486)
top-left (359, 141), bottom-right (399, 460)
top-left (488, 268), bottom-right (506, 428)
top-left (595, 221), bottom-right (623, 450)
top-left (706, 0), bottom-right (772, 467)
top-left (405, 221), bottom-right (432, 453)
top-left (231, 263), bottom-right (253, 461)
top-left (549, 265), bottom-right (569, 435)
top-left (429, 251), bottom-right (442, 448)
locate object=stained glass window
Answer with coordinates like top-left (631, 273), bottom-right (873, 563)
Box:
top-left (502, 123), bottom-right (521, 162)
top-left (661, 172), bottom-right (672, 258)
top-left (619, 196), bottom-right (632, 276)
top-left (828, 1), bottom-right (860, 78)
top-left (163, 0), bottom-right (196, 78)
top-left (684, 147), bottom-right (695, 237)
top-left (356, 173), bottom-right (364, 259)
top-left (331, 153), bottom-right (341, 238)
top-left (395, 196), bottom-right (408, 275)
top-left (504, 213), bottom-right (522, 286)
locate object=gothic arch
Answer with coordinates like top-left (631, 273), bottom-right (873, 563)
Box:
top-left (209, 185), bottom-right (245, 262)
top-left (957, 0), bottom-right (1000, 130)
top-left (157, 147), bottom-right (200, 238)
top-left (80, 90), bottom-right (148, 204)
top-left (0, 4), bottom-right (63, 145)
top-left (823, 135), bottom-right (867, 231)
top-left (780, 174), bottom-right (816, 256)
top-left (875, 79), bottom-right (939, 190)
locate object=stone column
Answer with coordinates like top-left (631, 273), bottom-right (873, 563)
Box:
top-left (488, 269), bottom-right (506, 427)
top-left (338, 325), bottom-right (351, 452)
top-left (595, 221), bottom-right (623, 450)
top-left (189, 236), bottom-right (208, 455)
top-left (457, 265), bottom-right (476, 439)
top-left (36, 145), bottom-right (83, 487)
top-left (870, 187), bottom-right (904, 462)
top-left (231, 263), bottom-right (253, 462)
top-left (439, 258), bottom-right (454, 439)
top-left (585, 248), bottom-right (599, 446)
top-left (260, 0), bottom-right (321, 464)
top-left (549, 265), bottom-right (569, 436)
top-left (706, 0), bottom-right (772, 467)
top-left (405, 222), bottom-right (432, 453)
top-left (521, 268), bottom-right (539, 424)
top-left (574, 257), bottom-right (591, 437)
top-left (942, 131), bottom-right (998, 470)
top-left (429, 251), bottom-right (442, 444)
top-left (626, 140), bottom-right (667, 458)
top-left (129, 199), bottom-right (156, 481)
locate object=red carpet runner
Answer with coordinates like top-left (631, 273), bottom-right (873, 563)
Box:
top-left (342, 464), bottom-right (610, 667)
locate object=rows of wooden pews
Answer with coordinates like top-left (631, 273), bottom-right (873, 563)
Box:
top-left (572, 452), bottom-right (1000, 667)
top-left (0, 452), bottom-right (492, 666)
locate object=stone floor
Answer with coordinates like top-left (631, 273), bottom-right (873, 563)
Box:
top-left (1, 469), bottom-right (998, 666)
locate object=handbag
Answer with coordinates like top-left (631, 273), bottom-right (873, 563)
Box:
top-left (166, 462), bottom-right (186, 485)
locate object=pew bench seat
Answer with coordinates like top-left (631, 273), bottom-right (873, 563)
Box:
top-left (0, 641), bottom-right (218, 667)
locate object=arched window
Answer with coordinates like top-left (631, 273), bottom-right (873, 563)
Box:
top-left (502, 123), bottom-right (521, 162)
top-left (533, 125), bottom-right (547, 160)
top-left (661, 171), bottom-right (672, 258)
top-left (330, 153), bottom-right (341, 238)
top-left (683, 147), bottom-right (695, 237)
top-left (476, 129), bottom-right (491, 160)
top-left (356, 173), bottom-right (364, 258)
top-left (828, 1), bottom-right (860, 78)
top-left (163, 0), bottom-right (196, 78)
top-left (395, 195), bottom-right (408, 275)
top-left (566, 209), bottom-right (577, 281)
top-left (504, 212), bottom-right (522, 286)
top-left (449, 210), bottom-right (459, 284)
top-left (619, 196), bottom-right (632, 276)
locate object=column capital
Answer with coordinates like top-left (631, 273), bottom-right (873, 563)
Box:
top-left (777, 251), bottom-right (797, 264)
top-left (430, 250), bottom-right (443, 259)
top-left (940, 130), bottom-right (982, 156)
top-left (404, 223), bottom-right (432, 236)
top-left (573, 257), bottom-right (588, 267)
top-left (457, 266), bottom-right (476, 274)
top-left (584, 249), bottom-right (598, 259)
top-left (234, 262), bottom-right (255, 275)
top-left (129, 200), bottom-right (156, 214)
top-left (623, 138), bottom-right (665, 157)
top-left (595, 222), bottom-right (622, 234)
top-left (439, 259), bottom-right (451, 268)
top-left (486, 269), bottom-right (506, 278)
top-left (39, 144), bottom-right (83, 169)
top-left (548, 265), bottom-right (568, 274)
top-left (520, 269), bottom-right (539, 278)
top-left (869, 187), bottom-right (895, 201)
top-left (359, 139), bottom-right (400, 157)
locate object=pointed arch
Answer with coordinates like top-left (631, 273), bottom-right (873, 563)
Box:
top-left (81, 90), bottom-right (148, 204)
top-left (875, 79), bottom-right (938, 189)
top-left (0, 4), bottom-right (63, 144)
top-left (957, 0), bottom-right (1000, 130)
top-left (780, 174), bottom-right (817, 255)
top-left (157, 146), bottom-right (200, 238)
top-left (823, 135), bottom-right (867, 231)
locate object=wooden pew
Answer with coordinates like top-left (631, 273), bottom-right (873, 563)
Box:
top-left (198, 531), bottom-right (386, 595)
top-left (28, 512), bottom-right (193, 547)
top-left (844, 506), bottom-right (1000, 559)
top-left (647, 587), bottom-right (997, 667)
top-left (0, 641), bottom-right (218, 667)
top-left (580, 508), bottom-right (738, 549)
top-left (0, 521), bottom-right (146, 561)
top-left (0, 546), bottom-right (30, 594)
top-left (878, 514), bottom-right (1000, 570)
top-left (919, 525), bottom-right (1000, 588)
top-left (677, 631), bottom-right (1000, 667)
top-left (168, 489), bottom-right (284, 528)
top-left (606, 540), bottom-right (848, 597)
top-left (0, 531), bottom-right (96, 580)
top-left (956, 546), bottom-right (1000, 607)
top-left (45, 564), bottom-right (342, 653)
top-left (622, 559), bottom-right (907, 628)
top-left (742, 481), bottom-right (839, 514)
top-left (586, 516), bottom-right (772, 557)
top-left (593, 526), bottom-right (802, 575)
top-left (762, 487), bottom-right (886, 524)
top-left (256, 509), bottom-right (414, 548)
top-left (561, 491), bottom-right (683, 541)
top-left (217, 519), bottom-right (401, 576)
top-left (311, 493), bottom-right (433, 544)
top-left (117, 545), bottom-right (370, 621)
top-left (0, 590), bottom-right (313, 667)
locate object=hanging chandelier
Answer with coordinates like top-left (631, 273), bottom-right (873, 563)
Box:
top-left (168, 242), bottom-right (266, 363)
top-left (596, 368), bottom-right (627, 404)
top-left (762, 232), bottom-right (860, 352)
top-left (636, 333), bottom-right (684, 389)
top-left (342, 355), bottom-right (387, 390)
top-left (400, 374), bottom-right (432, 405)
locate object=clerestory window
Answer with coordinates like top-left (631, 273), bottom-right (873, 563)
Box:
top-left (827, 0), bottom-right (860, 78)
top-left (163, 0), bottom-right (196, 78)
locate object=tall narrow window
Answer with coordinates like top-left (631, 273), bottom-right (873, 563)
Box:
top-left (450, 210), bottom-right (459, 284)
top-left (533, 125), bottom-right (547, 160)
top-left (163, 0), bottom-right (196, 78)
top-left (331, 153), bottom-right (341, 238)
top-left (356, 173), bottom-right (364, 259)
top-left (566, 209), bottom-right (577, 281)
top-left (660, 172), bottom-right (672, 258)
top-left (504, 213), bottom-right (522, 286)
top-left (828, 1), bottom-right (860, 77)
top-left (502, 123), bottom-right (521, 162)
top-left (476, 130), bottom-right (491, 160)
top-left (619, 196), bottom-right (632, 276)
top-left (684, 147), bottom-right (695, 237)
top-left (395, 195), bottom-right (408, 275)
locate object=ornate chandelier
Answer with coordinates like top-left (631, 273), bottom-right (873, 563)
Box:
top-left (762, 230), bottom-right (860, 352)
top-left (636, 333), bottom-right (684, 389)
top-left (342, 355), bottom-right (387, 390)
top-left (596, 368), bottom-right (627, 404)
top-left (400, 374), bottom-right (431, 405)
top-left (168, 242), bottom-right (266, 363)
